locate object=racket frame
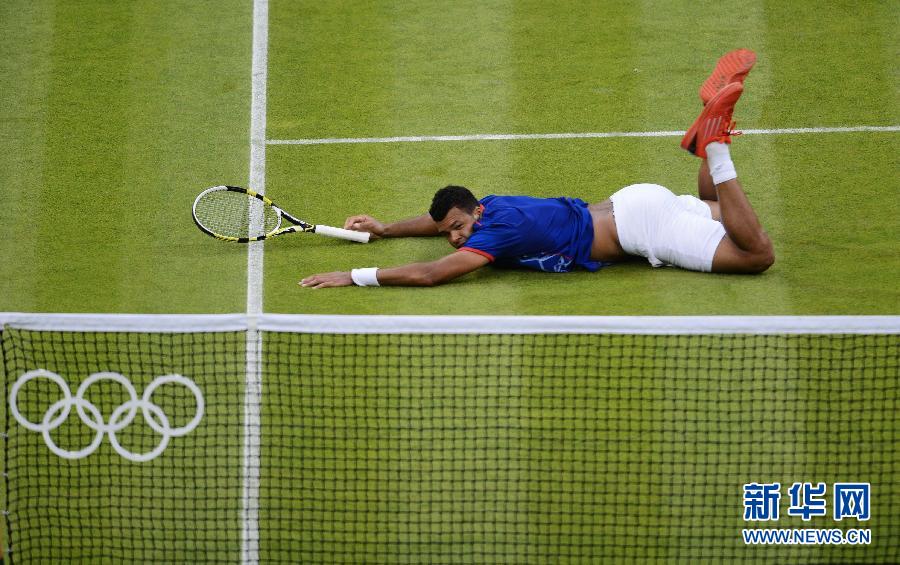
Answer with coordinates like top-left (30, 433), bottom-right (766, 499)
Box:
top-left (193, 185), bottom-right (368, 243)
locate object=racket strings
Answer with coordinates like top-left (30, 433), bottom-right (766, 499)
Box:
top-left (194, 190), bottom-right (280, 239)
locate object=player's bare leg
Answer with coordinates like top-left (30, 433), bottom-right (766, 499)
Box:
top-left (682, 80), bottom-right (773, 273)
top-left (709, 164), bottom-right (773, 273)
top-left (697, 160), bottom-right (721, 220)
top-left (698, 160), bottom-right (716, 201)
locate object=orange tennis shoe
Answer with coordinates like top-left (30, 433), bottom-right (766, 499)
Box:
top-left (681, 82), bottom-right (743, 159)
top-left (699, 48), bottom-right (756, 105)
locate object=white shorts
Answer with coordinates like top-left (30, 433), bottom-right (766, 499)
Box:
top-left (610, 183), bottom-right (726, 272)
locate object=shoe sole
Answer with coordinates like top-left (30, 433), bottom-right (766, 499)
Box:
top-left (700, 49), bottom-right (756, 105)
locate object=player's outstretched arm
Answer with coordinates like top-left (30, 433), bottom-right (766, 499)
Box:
top-left (300, 250), bottom-right (489, 288)
top-left (344, 213), bottom-right (440, 240)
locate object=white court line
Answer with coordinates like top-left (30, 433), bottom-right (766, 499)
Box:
top-left (242, 0), bottom-right (267, 564)
top-left (266, 125), bottom-right (900, 146)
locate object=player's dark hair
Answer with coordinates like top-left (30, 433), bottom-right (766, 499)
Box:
top-left (429, 185), bottom-right (479, 222)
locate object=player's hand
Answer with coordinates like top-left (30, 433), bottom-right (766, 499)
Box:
top-left (299, 271), bottom-right (354, 289)
top-left (344, 215), bottom-right (385, 240)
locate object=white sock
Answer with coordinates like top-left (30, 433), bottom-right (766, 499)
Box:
top-left (706, 142), bottom-right (737, 185)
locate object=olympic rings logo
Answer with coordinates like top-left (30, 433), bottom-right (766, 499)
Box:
top-left (9, 369), bottom-right (204, 463)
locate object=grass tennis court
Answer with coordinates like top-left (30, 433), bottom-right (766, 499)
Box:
top-left (1, 0), bottom-right (898, 563)
top-left (1, 0), bottom-right (897, 315)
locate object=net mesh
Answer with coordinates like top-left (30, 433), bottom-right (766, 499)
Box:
top-left (2, 328), bottom-right (246, 562)
top-left (2, 322), bottom-right (899, 563)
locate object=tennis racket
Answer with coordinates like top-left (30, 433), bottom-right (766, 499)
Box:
top-left (192, 185), bottom-right (370, 243)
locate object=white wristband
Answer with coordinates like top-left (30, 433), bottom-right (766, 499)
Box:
top-left (350, 267), bottom-right (380, 287)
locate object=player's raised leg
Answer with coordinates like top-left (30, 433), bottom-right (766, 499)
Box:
top-left (708, 171), bottom-right (773, 273)
top-left (681, 82), bottom-right (774, 273)
top-left (695, 49), bottom-right (755, 222)
top-left (696, 159), bottom-right (722, 220)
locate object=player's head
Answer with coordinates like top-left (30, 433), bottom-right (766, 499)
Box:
top-left (429, 185), bottom-right (481, 249)
top-left (429, 185), bottom-right (479, 221)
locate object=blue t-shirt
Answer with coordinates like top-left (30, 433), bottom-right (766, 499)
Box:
top-left (459, 195), bottom-right (607, 272)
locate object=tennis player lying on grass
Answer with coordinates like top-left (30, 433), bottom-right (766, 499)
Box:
top-left (301, 49), bottom-right (773, 289)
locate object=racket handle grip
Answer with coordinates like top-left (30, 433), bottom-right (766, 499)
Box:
top-left (314, 225), bottom-right (371, 243)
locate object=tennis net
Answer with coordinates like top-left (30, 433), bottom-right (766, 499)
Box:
top-left (2, 314), bottom-right (898, 563)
